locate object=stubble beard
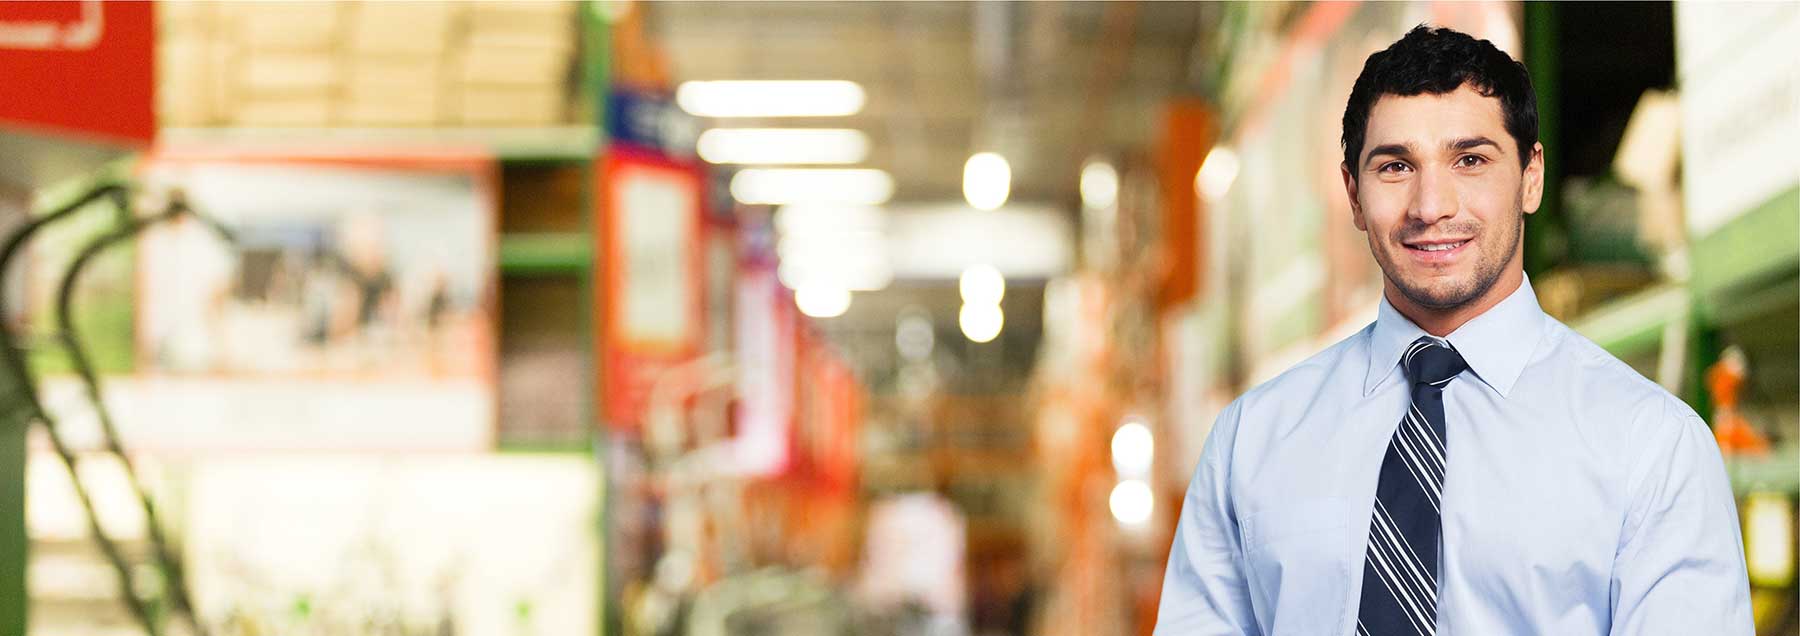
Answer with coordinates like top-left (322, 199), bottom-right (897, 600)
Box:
top-left (1379, 203), bottom-right (1523, 312)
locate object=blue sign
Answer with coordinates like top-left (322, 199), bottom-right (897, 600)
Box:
top-left (606, 86), bottom-right (700, 159)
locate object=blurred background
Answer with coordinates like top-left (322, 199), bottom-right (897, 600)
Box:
top-left (0, 1), bottom-right (1794, 635)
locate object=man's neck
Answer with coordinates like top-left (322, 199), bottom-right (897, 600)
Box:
top-left (1385, 268), bottom-right (1524, 337)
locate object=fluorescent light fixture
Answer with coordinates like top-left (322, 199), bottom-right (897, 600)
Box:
top-left (773, 204), bottom-right (892, 291)
top-left (697, 128), bottom-right (871, 165)
top-left (958, 264), bottom-right (1005, 306)
top-left (1111, 418), bottom-right (1154, 478)
top-left (883, 203), bottom-right (1073, 279)
top-left (731, 168), bottom-right (894, 206)
top-left (1109, 479), bottom-right (1154, 526)
top-left (773, 205), bottom-right (885, 235)
top-left (776, 235), bottom-right (892, 292)
top-left (1080, 159), bottom-right (1118, 210)
top-left (958, 303), bottom-right (1004, 343)
top-left (794, 284), bottom-right (852, 318)
top-left (962, 152), bottom-right (1010, 211)
top-left (1196, 146), bottom-right (1240, 201)
top-left (777, 232), bottom-right (887, 260)
top-left (676, 80), bottom-right (866, 118)
top-left (733, 170), bottom-right (892, 207)
top-left (778, 261), bottom-right (890, 292)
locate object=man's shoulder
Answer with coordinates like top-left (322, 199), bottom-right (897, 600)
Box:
top-left (1234, 323), bottom-right (1373, 411)
top-left (1538, 317), bottom-right (1700, 424)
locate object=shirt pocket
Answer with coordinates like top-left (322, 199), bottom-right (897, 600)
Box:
top-left (1241, 496), bottom-right (1359, 633)
top-left (1242, 495), bottom-right (1355, 554)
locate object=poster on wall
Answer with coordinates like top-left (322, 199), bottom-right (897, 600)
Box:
top-left (1674, 3), bottom-right (1799, 240)
top-left (731, 258), bottom-right (793, 477)
top-left (598, 145), bottom-right (705, 430)
top-left (1673, 3), bottom-right (1799, 301)
top-left (180, 455), bottom-right (599, 635)
top-left (39, 150), bottom-right (500, 453)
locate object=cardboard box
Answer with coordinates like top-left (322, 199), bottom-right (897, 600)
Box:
top-left (464, 27), bottom-right (577, 53)
top-left (237, 52), bottom-right (339, 94)
top-left (342, 56), bottom-right (446, 126)
top-left (346, 56), bottom-right (443, 89)
top-left (207, 41), bottom-right (239, 124)
top-left (158, 38), bottom-right (217, 125)
top-left (465, 0), bottom-right (576, 49)
top-left (232, 96), bottom-right (335, 127)
top-left (158, 0), bottom-right (217, 36)
top-left (453, 45), bottom-right (570, 85)
top-left (347, 1), bottom-right (461, 57)
top-left (469, 0), bottom-right (575, 22)
top-left (453, 85), bottom-right (566, 126)
top-left (225, 2), bottom-right (345, 52)
top-left (341, 88), bottom-right (444, 126)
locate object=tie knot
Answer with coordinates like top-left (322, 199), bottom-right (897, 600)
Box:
top-left (1404, 336), bottom-right (1467, 387)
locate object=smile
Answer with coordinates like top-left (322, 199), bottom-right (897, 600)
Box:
top-left (1402, 237), bottom-right (1472, 262)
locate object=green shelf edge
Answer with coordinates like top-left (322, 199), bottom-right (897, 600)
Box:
top-left (1569, 283), bottom-right (1688, 358)
top-left (159, 126), bottom-right (602, 163)
top-left (1690, 186), bottom-right (1800, 321)
top-left (499, 232), bottom-right (592, 275)
top-left (1728, 445), bottom-right (1800, 496)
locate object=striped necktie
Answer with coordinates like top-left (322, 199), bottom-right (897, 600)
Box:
top-left (1357, 336), bottom-right (1468, 636)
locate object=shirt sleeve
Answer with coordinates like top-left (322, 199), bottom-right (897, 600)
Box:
top-left (1609, 401), bottom-right (1754, 635)
top-left (1154, 399), bottom-right (1260, 636)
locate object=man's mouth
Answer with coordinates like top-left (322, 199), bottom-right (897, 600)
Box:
top-left (1401, 237), bottom-right (1473, 263)
top-left (1404, 238), bottom-right (1471, 252)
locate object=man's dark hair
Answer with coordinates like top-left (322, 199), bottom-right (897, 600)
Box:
top-left (1341, 25), bottom-right (1538, 176)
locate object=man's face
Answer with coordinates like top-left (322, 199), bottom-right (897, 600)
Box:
top-left (1341, 83), bottom-right (1544, 310)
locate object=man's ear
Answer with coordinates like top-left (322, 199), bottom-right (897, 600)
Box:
top-left (1341, 162), bottom-right (1367, 231)
top-left (1522, 142), bottom-right (1545, 215)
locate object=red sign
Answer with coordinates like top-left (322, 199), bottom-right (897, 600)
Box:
top-left (798, 328), bottom-right (860, 491)
top-left (0, 1), bottom-right (155, 145)
top-left (597, 146), bottom-right (706, 430)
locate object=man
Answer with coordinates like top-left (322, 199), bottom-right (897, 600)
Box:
top-left (1154, 26), bottom-right (1751, 635)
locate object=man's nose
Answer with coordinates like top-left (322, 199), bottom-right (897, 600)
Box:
top-left (1410, 166), bottom-right (1457, 224)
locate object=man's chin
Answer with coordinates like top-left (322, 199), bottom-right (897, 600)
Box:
top-left (1394, 278), bottom-right (1478, 310)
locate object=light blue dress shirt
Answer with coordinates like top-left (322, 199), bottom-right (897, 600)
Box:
top-left (1155, 276), bottom-right (1753, 635)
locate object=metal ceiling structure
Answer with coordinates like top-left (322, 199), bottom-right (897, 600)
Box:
top-left (648, 1), bottom-right (1211, 206)
top-left (645, 1), bottom-right (1222, 384)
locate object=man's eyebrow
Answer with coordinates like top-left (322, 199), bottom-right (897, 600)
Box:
top-left (1449, 136), bottom-right (1502, 152)
top-left (1362, 142), bottom-right (1412, 168)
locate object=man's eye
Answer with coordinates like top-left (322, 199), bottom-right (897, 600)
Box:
top-left (1379, 162), bottom-right (1411, 174)
top-left (1457, 155), bottom-right (1488, 168)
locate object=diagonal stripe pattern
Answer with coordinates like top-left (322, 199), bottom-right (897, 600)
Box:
top-left (1356, 336), bottom-right (1467, 635)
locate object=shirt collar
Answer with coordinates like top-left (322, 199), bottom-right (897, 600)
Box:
top-left (1364, 275), bottom-right (1547, 398)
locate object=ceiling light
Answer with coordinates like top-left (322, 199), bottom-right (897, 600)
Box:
top-left (1111, 418), bottom-right (1154, 478)
top-left (1109, 479), bottom-right (1154, 526)
top-left (730, 168), bottom-right (894, 206)
top-left (776, 238), bottom-right (892, 292)
top-left (773, 205), bottom-right (885, 235)
top-left (777, 261), bottom-right (892, 292)
top-left (675, 80), bottom-right (866, 118)
top-left (776, 232), bottom-right (887, 260)
top-left (958, 303), bottom-right (1004, 343)
top-left (958, 264), bottom-right (1005, 306)
top-left (1196, 146), bottom-right (1240, 201)
top-left (962, 152), bottom-right (1010, 211)
top-left (697, 128), bottom-right (870, 165)
top-left (795, 284), bottom-right (852, 318)
top-left (1080, 159), bottom-right (1118, 210)
top-left (895, 312), bottom-right (935, 362)
top-left (774, 204), bottom-right (892, 292)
